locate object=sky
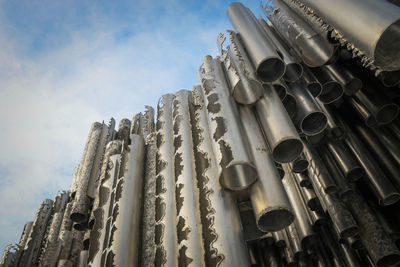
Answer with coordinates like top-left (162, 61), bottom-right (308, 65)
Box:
top-left (0, 0), bottom-right (263, 250)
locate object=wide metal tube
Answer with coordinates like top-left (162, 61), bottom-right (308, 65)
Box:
top-left (346, 190), bottom-right (400, 267)
top-left (282, 164), bottom-right (316, 247)
top-left (255, 83), bottom-right (303, 163)
top-left (288, 81), bottom-right (327, 135)
top-left (258, 18), bottom-right (303, 83)
top-left (108, 134), bottom-right (145, 267)
top-left (355, 89), bottom-right (399, 125)
top-left (263, 0), bottom-right (336, 67)
top-left (302, 141), bottom-right (337, 194)
top-left (338, 116), bottom-right (400, 205)
top-left (199, 55), bottom-right (257, 190)
top-left (353, 123), bottom-right (400, 189)
top-left (281, 230), bottom-right (296, 266)
top-left (326, 140), bottom-right (363, 182)
top-left (298, 0), bottom-right (400, 71)
top-left (227, 2), bottom-right (285, 81)
top-left (239, 106), bottom-right (294, 232)
top-left (223, 31), bottom-right (264, 105)
top-left (154, 94), bottom-right (178, 266)
top-left (191, 85), bottom-right (250, 266)
top-left (171, 90), bottom-right (205, 266)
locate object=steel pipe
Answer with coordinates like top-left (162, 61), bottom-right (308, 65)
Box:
top-left (302, 65), bottom-right (322, 97)
top-left (263, 0), bottom-right (336, 67)
top-left (223, 31), bottom-right (264, 105)
top-left (286, 223), bottom-right (305, 260)
top-left (281, 92), bottom-right (297, 119)
top-left (311, 67), bottom-right (344, 104)
top-left (272, 231), bottom-right (286, 248)
top-left (227, 2), bottom-right (285, 81)
top-left (199, 55), bottom-right (257, 190)
top-left (326, 141), bottom-right (363, 182)
top-left (372, 126), bottom-right (400, 164)
top-left (316, 102), bottom-right (345, 140)
top-left (297, 0), bottom-right (400, 71)
top-left (239, 106), bottom-right (294, 231)
top-left (323, 64), bottom-right (362, 96)
top-left (255, 83), bottom-right (303, 163)
top-left (289, 153), bottom-right (308, 173)
top-left (337, 116), bottom-right (400, 205)
top-left (269, 80), bottom-right (287, 100)
top-left (191, 85), bottom-right (250, 266)
top-left (288, 81), bottom-right (327, 135)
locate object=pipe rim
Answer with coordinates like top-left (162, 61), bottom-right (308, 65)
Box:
top-left (318, 81), bottom-right (344, 104)
top-left (273, 138), bottom-right (303, 163)
top-left (376, 103), bottom-right (399, 125)
top-left (257, 207), bottom-right (295, 232)
top-left (258, 57), bottom-right (286, 83)
top-left (300, 111), bottom-right (328, 136)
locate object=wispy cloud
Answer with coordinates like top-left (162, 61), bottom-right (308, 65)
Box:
top-left (0, 0), bottom-right (259, 248)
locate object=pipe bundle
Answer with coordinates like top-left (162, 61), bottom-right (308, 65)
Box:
top-left (2, 1), bottom-right (400, 266)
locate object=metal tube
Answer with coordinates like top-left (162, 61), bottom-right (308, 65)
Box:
top-left (346, 235), bottom-right (364, 250)
top-left (326, 141), bottom-right (358, 172)
top-left (353, 123), bottom-right (400, 189)
top-left (345, 96), bottom-right (377, 127)
top-left (154, 94), bottom-right (178, 266)
top-left (346, 190), bottom-right (400, 267)
top-left (227, 2), bottom-right (285, 81)
top-left (282, 164), bottom-right (316, 247)
top-left (337, 116), bottom-right (400, 205)
top-left (281, 230), bottom-right (297, 267)
top-left (302, 65), bottom-right (322, 97)
top-left (303, 141), bottom-right (337, 194)
top-left (323, 64), bottom-right (362, 96)
top-left (316, 102), bottom-right (345, 140)
top-left (295, 174), bottom-right (319, 211)
top-left (305, 129), bottom-right (327, 146)
top-left (239, 106), bottom-right (294, 231)
top-left (191, 85), bottom-right (250, 266)
top-left (292, 167), bottom-right (310, 188)
top-left (388, 119), bottom-right (400, 139)
top-left (289, 153), bottom-right (309, 173)
top-left (255, 83), bottom-right (303, 163)
top-left (269, 80), bottom-right (287, 100)
top-left (275, 163), bottom-right (285, 179)
top-left (199, 55), bottom-right (258, 190)
top-left (258, 18), bottom-right (303, 83)
top-left (272, 231), bottom-right (286, 248)
top-left (287, 81), bottom-right (327, 135)
top-left (87, 141), bottom-right (122, 266)
top-left (262, 0), bottom-right (336, 67)
top-left (281, 92), bottom-right (297, 119)
top-left (372, 126), bottom-right (400, 164)
top-left (297, 0), bottom-right (400, 71)
top-left (311, 67), bottom-right (344, 104)
top-left (222, 31), bottom-right (264, 105)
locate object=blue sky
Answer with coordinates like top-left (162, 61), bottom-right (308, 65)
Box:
top-left (0, 0), bottom-right (261, 249)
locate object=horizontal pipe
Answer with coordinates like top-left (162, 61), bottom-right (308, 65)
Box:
top-left (227, 2), bottom-right (285, 81)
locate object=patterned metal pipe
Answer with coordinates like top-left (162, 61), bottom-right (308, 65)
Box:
top-left (227, 2), bottom-right (286, 82)
top-left (199, 55), bottom-right (257, 190)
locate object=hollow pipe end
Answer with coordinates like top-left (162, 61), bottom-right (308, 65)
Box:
top-left (300, 112), bottom-right (328, 136)
top-left (219, 163), bottom-right (258, 191)
top-left (318, 82), bottom-right (344, 104)
top-left (283, 63), bottom-right (303, 83)
top-left (376, 103), bottom-right (399, 125)
top-left (256, 207), bottom-right (295, 232)
top-left (307, 82), bottom-right (322, 98)
top-left (375, 19), bottom-right (400, 72)
top-left (271, 83), bottom-right (287, 100)
top-left (292, 159), bottom-right (309, 173)
top-left (380, 192), bottom-right (400, 206)
top-left (340, 226), bottom-right (359, 239)
top-left (257, 57), bottom-right (286, 83)
top-left (344, 78), bottom-right (362, 96)
top-left (234, 80), bottom-right (264, 105)
top-left (70, 212), bottom-right (87, 223)
top-left (346, 166), bottom-right (364, 182)
top-left (273, 138), bottom-right (303, 163)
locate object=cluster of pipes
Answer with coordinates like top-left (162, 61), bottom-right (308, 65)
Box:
top-left (2, 0), bottom-right (400, 266)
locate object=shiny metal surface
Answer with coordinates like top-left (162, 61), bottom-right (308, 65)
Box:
top-left (302, 65), bottom-right (322, 97)
top-left (227, 2), bottom-right (285, 81)
top-left (289, 153), bottom-right (308, 173)
top-left (316, 102), bottom-right (345, 140)
top-left (255, 83), bottom-right (303, 163)
top-left (323, 64), bottom-right (362, 96)
top-left (199, 55), bottom-right (257, 190)
top-left (239, 105), bottom-right (294, 231)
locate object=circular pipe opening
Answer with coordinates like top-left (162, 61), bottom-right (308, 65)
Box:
top-left (307, 82), bottom-right (322, 97)
top-left (292, 159), bottom-right (309, 173)
top-left (346, 167), bottom-right (364, 182)
top-left (376, 104), bottom-right (399, 124)
top-left (272, 83), bottom-right (287, 100)
top-left (340, 226), bottom-right (359, 238)
top-left (318, 82), bottom-right (343, 104)
top-left (283, 63), bottom-right (303, 83)
top-left (257, 208), bottom-right (295, 232)
top-left (380, 192), bottom-right (400, 206)
top-left (258, 57), bottom-right (286, 82)
top-left (301, 112), bottom-right (328, 136)
top-left (273, 138), bottom-right (303, 163)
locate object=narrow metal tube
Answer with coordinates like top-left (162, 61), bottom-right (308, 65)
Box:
top-left (258, 18), bottom-right (303, 83)
top-left (346, 235), bottom-right (364, 250)
top-left (269, 80), bottom-right (287, 100)
top-left (281, 230), bottom-right (297, 267)
top-left (302, 65), bottom-right (322, 97)
top-left (287, 81), bottom-right (327, 135)
top-left (223, 31), bottom-right (264, 105)
top-left (275, 163), bottom-right (285, 179)
top-left (227, 2), bottom-right (285, 81)
top-left (289, 153), bottom-right (309, 173)
top-left (388, 119), bottom-right (400, 139)
top-left (295, 174), bottom-right (319, 211)
top-left (171, 90), bottom-right (205, 266)
top-left (286, 223), bottom-right (305, 260)
top-left (355, 89), bottom-right (399, 125)
top-left (337, 116), bottom-right (400, 205)
top-left (323, 64), bottom-right (362, 96)
top-left (340, 243), bottom-right (362, 267)
top-left (311, 67), bottom-right (344, 104)
top-left (239, 106), bottom-right (294, 231)
top-left (281, 92), bottom-right (297, 119)
top-left (282, 164), bottom-right (316, 247)
top-left (316, 102), bottom-right (345, 140)
top-left (292, 167), bottom-right (310, 188)
top-left (272, 231), bottom-right (287, 248)
top-left (263, 0), bottom-right (336, 67)
top-left (372, 126), bottom-right (400, 163)
top-left (346, 190), bottom-right (400, 267)
top-left (255, 83), bottom-right (303, 163)
top-left (305, 129), bottom-right (327, 146)
top-left (191, 85), bottom-right (250, 266)
top-left (345, 96), bottom-right (377, 127)
top-left (325, 141), bottom-right (360, 178)
top-left (199, 55), bottom-right (258, 190)
top-left (353, 123), bottom-right (400, 189)
top-left (108, 134), bottom-right (145, 267)
top-left (308, 209), bottom-right (327, 226)
top-left (302, 142), bottom-right (337, 194)
top-left (297, 0), bottom-right (400, 71)
top-left (154, 94), bottom-right (178, 266)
